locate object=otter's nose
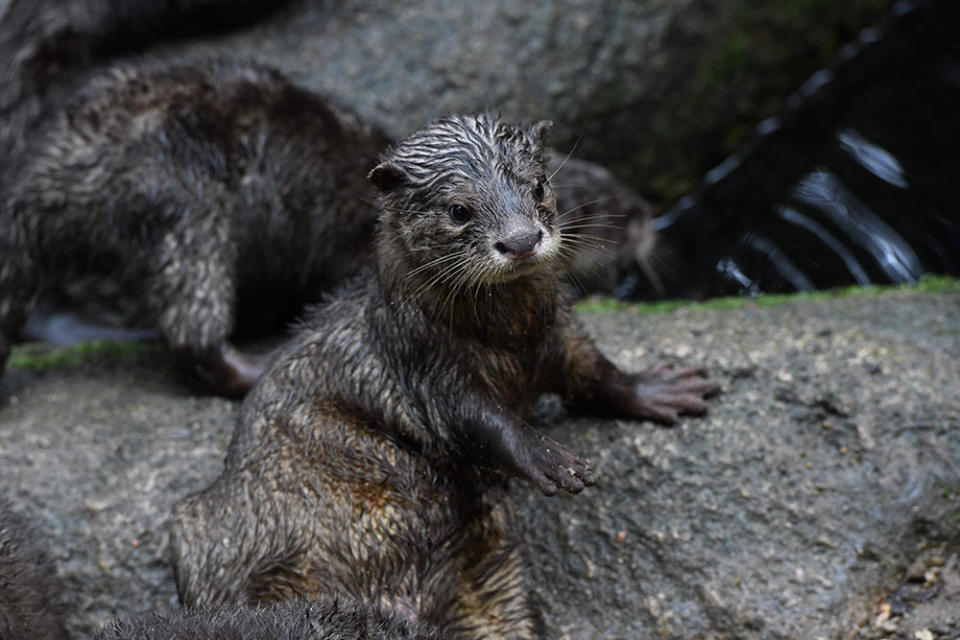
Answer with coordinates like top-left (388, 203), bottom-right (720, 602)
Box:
top-left (495, 230), bottom-right (543, 260)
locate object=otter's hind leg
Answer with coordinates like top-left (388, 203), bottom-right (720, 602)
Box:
top-left (447, 500), bottom-right (545, 640)
top-left (147, 203), bottom-right (269, 396)
top-left (170, 477), bottom-right (310, 608)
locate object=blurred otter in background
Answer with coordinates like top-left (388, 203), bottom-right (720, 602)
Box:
top-left (0, 58), bottom-right (395, 395)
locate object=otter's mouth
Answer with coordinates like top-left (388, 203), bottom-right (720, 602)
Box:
top-left (484, 235), bottom-right (559, 283)
top-left (504, 258), bottom-right (545, 278)
top-left (482, 263), bottom-right (544, 285)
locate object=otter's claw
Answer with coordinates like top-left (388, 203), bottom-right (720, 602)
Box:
top-left (628, 362), bottom-right (721, 424)
top-left (515, 432), bottom-right (595, 496)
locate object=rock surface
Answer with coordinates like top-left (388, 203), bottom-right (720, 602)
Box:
top-left (148, 0), bottom-right (888, 203)
top-left (1, 289), bottom-right (958, 639)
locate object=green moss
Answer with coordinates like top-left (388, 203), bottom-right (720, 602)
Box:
top-left (9, 278), bottom-right (957, 369)
top-left (8, 340), bottom-right (151, 372)
top-left (913, 274), bottom-right (960, 294)
top-left (575, 274), bottom-right (960, 315)
top-left (574, 298), bottom-right (623, 313)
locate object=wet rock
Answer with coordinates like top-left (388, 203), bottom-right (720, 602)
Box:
top-left (1, 289), bottom-right (958, 638)
top-left (148, 0), bottom-right (888, 203)
top-left (850, 545), bottom-right (960, 639)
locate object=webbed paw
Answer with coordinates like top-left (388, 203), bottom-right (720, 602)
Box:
top-left (514, 432), bottom-right (595, 496)
top-left (628, 361), bottom-right (721, 424)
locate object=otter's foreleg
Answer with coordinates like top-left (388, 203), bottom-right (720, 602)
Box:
top-left (555, 316), bottom-right (720, 424)
top-left (453, 391), bottom-right (595, 496)
top-left (147, 212), bottom-right (269, 397)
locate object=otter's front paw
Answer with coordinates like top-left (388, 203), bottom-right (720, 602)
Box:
top-left (515, 432), bottom-right (595, 496)
top-left (628, 362), bottom-right (721, 424)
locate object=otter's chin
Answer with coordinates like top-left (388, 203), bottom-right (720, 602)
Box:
top-left (483, 255), bottom-right (558, 285)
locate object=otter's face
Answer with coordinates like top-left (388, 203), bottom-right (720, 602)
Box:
top-left (369, 113), bottom-right (561, 287)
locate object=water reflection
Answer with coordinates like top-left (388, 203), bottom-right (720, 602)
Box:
top-left (642, 22), bottom-right (960, 299)
top-left (776, 204), bottom-right (872, 286)
top-left (791, 170), bottom-right (923, 284)
top-left (836, 130), bottom-right (908, 189)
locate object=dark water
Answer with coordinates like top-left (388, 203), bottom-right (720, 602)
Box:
top-left (620, 1), bottom-right (960, 299)
top-left (712, 47), bottom-right (960, 295)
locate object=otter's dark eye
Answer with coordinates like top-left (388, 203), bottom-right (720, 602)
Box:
top-left (449, 204), bottom-right (472, 224)
top-left (534, 180), bottom-right (545, 202)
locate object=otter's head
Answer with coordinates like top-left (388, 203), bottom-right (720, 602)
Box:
top-left (368, 112), bottom-right (560, 288)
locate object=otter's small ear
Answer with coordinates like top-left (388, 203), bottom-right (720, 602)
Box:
top-left (530, 120), bottom-right (553, 147)
top-left (368, 162), bottom-right (408, 192)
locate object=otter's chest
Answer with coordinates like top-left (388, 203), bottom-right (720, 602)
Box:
top-left (462, 328), bottom-right (555, 411)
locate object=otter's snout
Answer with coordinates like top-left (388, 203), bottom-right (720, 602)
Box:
top-left (495, 230), bottom-right (543, 261)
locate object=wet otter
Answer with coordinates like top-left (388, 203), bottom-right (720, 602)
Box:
top-left (93, 598), bottom-right (442, 640)
top-left (0, 57), bottom-right (656, 396)
top-left (170, 113), bottom-right (718, 637)
top-left (0, 58), bottom-right (394, 396)
top-left (0, 499), bottom-right (67, 640)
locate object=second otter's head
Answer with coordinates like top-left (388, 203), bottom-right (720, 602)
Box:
top-left (368, 112), bottom-right (561, 287)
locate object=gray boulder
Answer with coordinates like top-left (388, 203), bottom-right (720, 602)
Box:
top-left (149, 0), bottom-right (888, 203)
top-left (0, 288), bottom-right (957, 638)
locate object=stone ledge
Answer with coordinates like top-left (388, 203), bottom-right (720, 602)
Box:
top-left (1, 287), bottom-right (958, 638)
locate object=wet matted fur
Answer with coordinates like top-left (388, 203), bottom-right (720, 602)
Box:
top-left (93, 597), bottom-right (443, 640)
top-left (171, 113), bottom-right (718, 638)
